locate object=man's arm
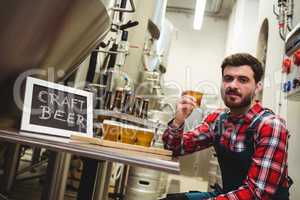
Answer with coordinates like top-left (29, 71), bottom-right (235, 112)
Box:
top-left (162, 112), bottom-right (220, 156)
top-left (211, 116), bottom-right (289, 200)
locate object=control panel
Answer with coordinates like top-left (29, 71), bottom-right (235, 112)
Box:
top-left (282, 23), bottom-right (300, 101)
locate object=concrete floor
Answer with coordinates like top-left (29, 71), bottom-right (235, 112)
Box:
top-left (166, 174), bottom-right (208, 194)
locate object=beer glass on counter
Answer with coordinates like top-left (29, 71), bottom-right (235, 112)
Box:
top-left (102, 120), bottom-right (154, 147)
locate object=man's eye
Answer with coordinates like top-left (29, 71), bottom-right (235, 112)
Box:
top-left (238, 77), bottom-right (249, 83)
top-left (223, 76), bottom-right (233, 82)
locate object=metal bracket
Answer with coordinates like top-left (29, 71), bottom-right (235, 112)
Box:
top-left (110, 0), bottom-right (135, 13)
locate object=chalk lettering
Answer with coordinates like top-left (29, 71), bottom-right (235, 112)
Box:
top-left (53, 110), bottom-right (66, 122)
top-left (39, 106), bottom-right (51, 120)
top-left (49, 93), bottom-right (61, 107)
top-left (62, 96), bottom-right (70, 108)
top-left (38, 91), bottom-right (48, 103)
top-left (70, 99), bottom-right (85, 112)
top-left (67, 112), bottom-right (75, 125)
top-left (71, 98), bottom-right (76, 109)
top-left (77, 99), bottom-right (85, 111)
top-left (76, 114), bottom-right (86, 129)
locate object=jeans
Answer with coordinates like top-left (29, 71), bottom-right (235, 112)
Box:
top-left (160, 191), bottom-right (219, 200)
top-left (185, 191), bottom-right (219, 200)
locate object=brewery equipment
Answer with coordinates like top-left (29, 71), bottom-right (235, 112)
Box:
top-left (0, 0), bottom-right (112, 127)
top-left (282, 23), bottom-right (300, 100)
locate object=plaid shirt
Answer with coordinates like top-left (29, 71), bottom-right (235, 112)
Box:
top-left (163, 102), bottom-right (290, 200)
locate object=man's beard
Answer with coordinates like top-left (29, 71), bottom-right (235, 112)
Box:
top-left (221, 88), bottom-right (254, 109)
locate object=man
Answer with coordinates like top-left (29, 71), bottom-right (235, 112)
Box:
top-left (162, 53), bottom-right (292, 200)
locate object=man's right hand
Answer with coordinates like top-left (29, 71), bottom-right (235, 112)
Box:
top-left (172, 95), bottom-right (197, 127)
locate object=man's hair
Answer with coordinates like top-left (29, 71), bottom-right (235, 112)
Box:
top-left (221, 53), bottom-right (264, 83)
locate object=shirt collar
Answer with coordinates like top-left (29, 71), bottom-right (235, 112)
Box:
top-left (226, 101), bottom-right (264, 124)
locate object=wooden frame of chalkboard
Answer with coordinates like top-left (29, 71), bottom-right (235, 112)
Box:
top-left (21, 77), bottom-right (93, 138)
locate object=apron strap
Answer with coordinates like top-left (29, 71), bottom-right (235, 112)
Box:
top-left (245, 109), bottom-right (274, 142)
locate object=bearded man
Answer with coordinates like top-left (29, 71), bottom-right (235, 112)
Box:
top-left (162, 53), bottom-right (292, 200)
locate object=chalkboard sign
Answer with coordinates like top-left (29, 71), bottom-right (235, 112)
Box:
top-left (21, 77), bottom-right (93, 137)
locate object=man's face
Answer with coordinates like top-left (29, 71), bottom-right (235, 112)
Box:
top-left (221, 65), bottom-right (260, 109)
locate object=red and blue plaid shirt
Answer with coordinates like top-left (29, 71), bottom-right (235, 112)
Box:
top-left (163, 101), bottom-right (290, 200)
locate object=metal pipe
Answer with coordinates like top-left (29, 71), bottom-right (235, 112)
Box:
top-left (113, 164), bottom-right (128, 199)
top-left (41, 152), bottom-right (70, 200)
top-left (0, 144), bottom-right (21, 194)
top-left (287, 0), bottom-right (294, 31)
top-left (119, 0), bottom-right (128, 21)
top-left (93, 49), bottom-right (128, 54)
top-left (16, 174), bottom-right (45, 182)
top-left (110, 0), bottom-right (135, 13)
top-left (273, 4), bottom-right (279, 17)
top-left (279, 0), bottom-right (286, 40)
top-left (273, 0), bottom-right (287, 40)
top-left (279, 27), bottom-right (286, 41)
top-left (0, 193), bottom-right (9, 200)
top-left (93, 161), bottom-right (113, 200)
top-left (17, 159), bottom-right (48, 175)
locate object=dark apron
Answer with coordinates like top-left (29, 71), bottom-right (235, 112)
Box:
top-left (214, 111), bottom-right (290, 200)
top-left (160, 111), bottom-right (291, 200)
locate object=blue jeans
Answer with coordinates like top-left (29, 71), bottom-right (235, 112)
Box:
top-left (185, 191), bottom-right (219, 200)
top-left (160, 191), bottom-right (219, 200)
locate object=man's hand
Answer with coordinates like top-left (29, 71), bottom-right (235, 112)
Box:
top-left (173, 95), bottom-right (197, 127)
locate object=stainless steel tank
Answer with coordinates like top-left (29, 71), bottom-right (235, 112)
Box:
top-left (0, 0), bottom-right (111, 127)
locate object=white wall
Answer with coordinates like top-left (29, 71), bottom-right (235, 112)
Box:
top-left (257, 0), bottom-right (300, 199)
top-left (163, 11), bottom-right (228, 178)
top-left (226, 0), bottom-right (259, 55)
top-left (164, 12), bottom-right (228, 105)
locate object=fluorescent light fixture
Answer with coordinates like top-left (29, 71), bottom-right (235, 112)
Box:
top-left (193, 0), bottom-right (207, 30)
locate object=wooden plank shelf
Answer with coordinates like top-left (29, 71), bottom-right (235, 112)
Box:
top-left (70, 133), bottom-right (172, 157)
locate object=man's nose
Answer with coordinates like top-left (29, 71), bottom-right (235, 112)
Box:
top-left (228, 78), bottom-right (239, 88)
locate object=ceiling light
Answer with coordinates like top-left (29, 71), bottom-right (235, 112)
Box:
top-left (193, 0), bottom-right (207, 30)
